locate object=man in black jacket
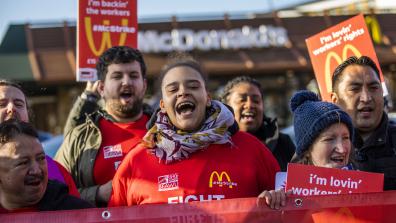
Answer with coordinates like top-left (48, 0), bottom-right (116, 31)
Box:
top-left (331, 56), bottom-right (396, 190)
top-left (221, 76), bottom-right (295, 171)
top-left (0, 119), bottom-right (92, 213)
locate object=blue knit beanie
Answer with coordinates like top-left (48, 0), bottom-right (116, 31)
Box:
top-left (290, 90), bottom-right (354, 157)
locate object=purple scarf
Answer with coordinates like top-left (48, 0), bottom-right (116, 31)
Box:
top-left (46, 156), bottom-right (65, 184)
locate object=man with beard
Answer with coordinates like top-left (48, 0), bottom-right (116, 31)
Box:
top-left (0, 80), bottom-right (80, 198)
top-left (331, 56), bottom-right (396, 190)
top-left (55, 46), bottom-right (151, 206)
top-left (63, 80), bottom-right (152, 134)
top-left (0, 119), bottom-right (92, 213)
top-left (220, 76), bottom-right (295, 171)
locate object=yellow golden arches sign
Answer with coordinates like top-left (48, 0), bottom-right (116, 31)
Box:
top-left (324, 44), bottom-right (362, 93)
top-left (84, 17), bottom-right (129, 57)
top-left (209, 171), bottom-right (233, 188)
top-left (365, 16), bottom-right (382, 45)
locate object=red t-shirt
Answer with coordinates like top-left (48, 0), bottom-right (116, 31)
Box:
top-left (109, 131), bottom-right (280, 206)
top-left (93, 115), bottom-right (149, 185)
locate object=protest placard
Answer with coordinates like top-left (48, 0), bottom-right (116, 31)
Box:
top-left (286, 163), bottom-right (383, 196)
top-left (305, 14), bottom-right (386, 101)
top-left (77, 0), bottom-right (137, 81)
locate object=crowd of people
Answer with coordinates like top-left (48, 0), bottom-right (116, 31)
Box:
top-left (0, 46), bottom-right (395, 214)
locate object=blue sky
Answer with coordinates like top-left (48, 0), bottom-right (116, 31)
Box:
top-left (0, 0), bottom-right (308, 42)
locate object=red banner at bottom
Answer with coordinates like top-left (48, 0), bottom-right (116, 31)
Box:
top-left (2, 191), bottom-right (396, 223)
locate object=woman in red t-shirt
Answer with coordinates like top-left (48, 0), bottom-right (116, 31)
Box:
top-left (109, 54), bottom-right (280, 206)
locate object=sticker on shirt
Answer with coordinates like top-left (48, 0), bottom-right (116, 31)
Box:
top-left (103, 144), bottom-right (122, 159)
top-left (158, 173), bottom-right (179, 191)
top-left (209, 171), bottom-right (237, 189)
top-left (114, 161), bottom-right (122, 170)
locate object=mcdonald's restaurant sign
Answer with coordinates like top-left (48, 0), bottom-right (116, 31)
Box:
top-left (77, 0), bottom-right (137, 81)
top-left (306, 14), bottom-right (387, 102)
top-left (138, 25), bottom-right (289, 53)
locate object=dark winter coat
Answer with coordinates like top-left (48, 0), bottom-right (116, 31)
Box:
top-left (353, 112), bottom-right (396, 190)
top-left (253, 116), bottom-right (295, 171)
top-left (38, 180), bottom-right (93, 211)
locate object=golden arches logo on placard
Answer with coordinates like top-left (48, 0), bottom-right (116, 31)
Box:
top-left (209, 171), bottom-right (233, 189)
top-left (84, 17), bottom-right (129, 56)
top-left (324, 44), bottom-right (362, 93)
top-left (365, 16), bottom-right (382, 44)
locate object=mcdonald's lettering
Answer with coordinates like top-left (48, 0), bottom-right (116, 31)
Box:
top-left (209, 171), bottom-right (237, 189)
top-left (324, 44), bottom-right (362, 93)
top-left (84, 17), bottom-right (130, 56)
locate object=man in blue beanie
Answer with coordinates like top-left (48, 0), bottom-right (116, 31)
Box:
top-left (331, 55), bottom-right (396, 190)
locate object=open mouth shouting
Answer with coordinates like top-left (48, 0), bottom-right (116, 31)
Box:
top-left (119, 90), bottom-right (133, 104)
top-left (240, 111), bottom-right (256, 122)
top-left (176, 101), bottom-right (196, 118)
top-left (329, 155), bottom-right (347, 168)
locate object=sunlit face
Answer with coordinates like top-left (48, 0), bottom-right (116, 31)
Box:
top-left (99, 61), bottom-right (147, 121)
top-left (0, 86), bottom-right (29, 122)
top-left (226, 82), bottom-right (264, 133)
top-left (331, 65), bottom-right (383, 134)
top-left (160, 66), bottom-right (210, 132)
top-left (0, 134), bottom-right (48, 209)
top-left (309, 123), bottom-right (351, 169)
